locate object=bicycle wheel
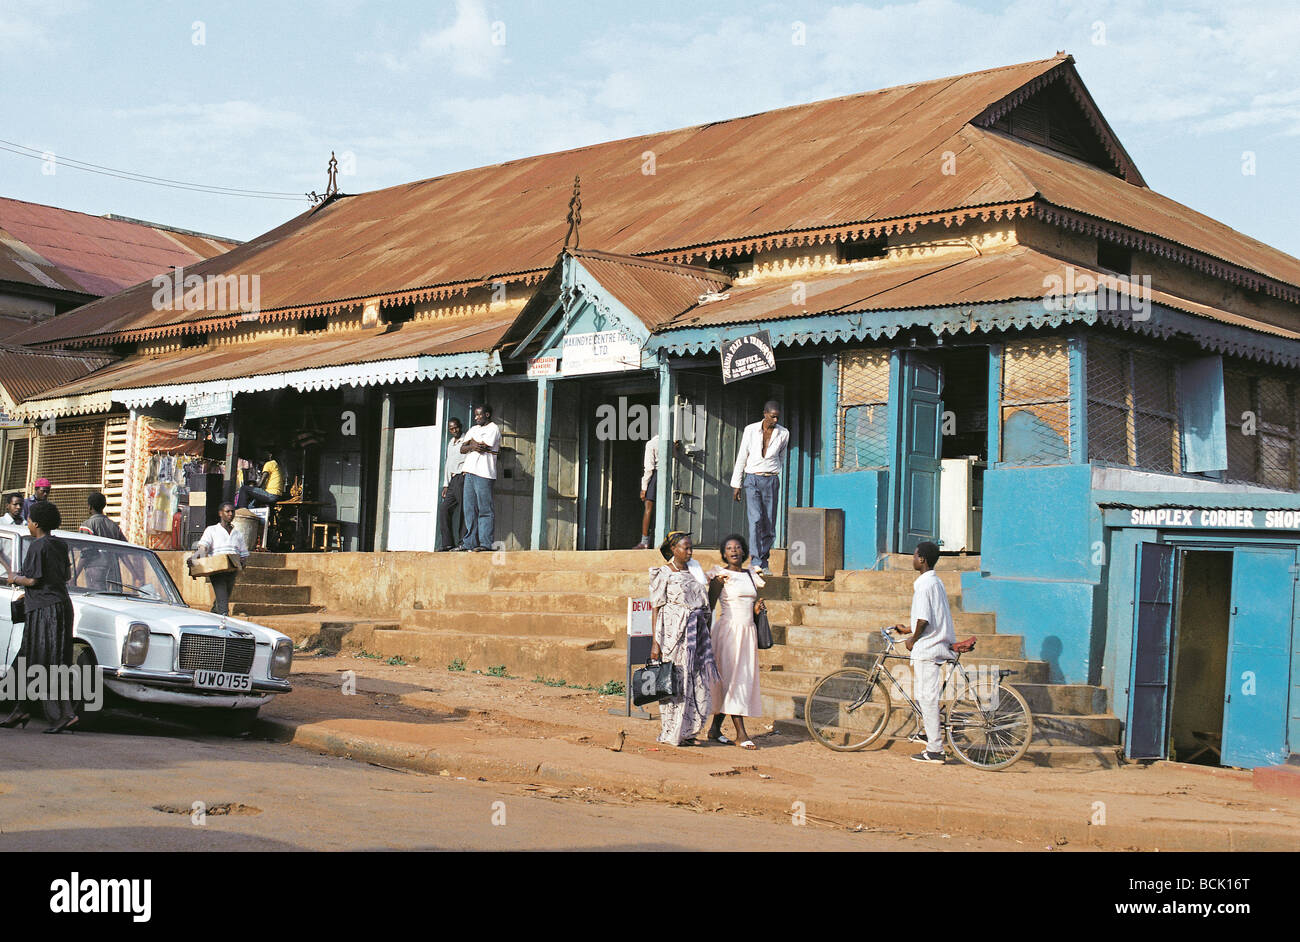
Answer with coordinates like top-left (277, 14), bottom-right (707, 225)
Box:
top-left (945, 681), bottom-right (1033, 770)
top-left (805, 668), bottom-right (892, 752)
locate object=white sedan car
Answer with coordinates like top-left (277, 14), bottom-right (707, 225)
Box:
top-left (0, 524), bottom-right (292, 733)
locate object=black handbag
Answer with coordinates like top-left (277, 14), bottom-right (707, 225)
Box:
top-left (747, 571), bottom-right (773, 649)
top-left (632, 659), bottom-right (676, 706)
top-left (10, 593), bottom-right (24, 625)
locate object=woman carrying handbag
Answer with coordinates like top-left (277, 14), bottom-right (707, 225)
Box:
top-left (705, 534), bottom-right (766, 750)
top-left (648, 531), bottom-right (720, 747)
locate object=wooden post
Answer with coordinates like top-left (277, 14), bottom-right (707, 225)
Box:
top-left (530, 376), bottom-right (552, 550)
top-left (655, 358), bottom-right (672, 541)
top-left (223, 400), bottom-right (240, 504)
top-left (374, 391), bottom-right (395, 552)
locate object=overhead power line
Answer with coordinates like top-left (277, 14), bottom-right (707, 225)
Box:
top-left (0, 138), bottom-right (308, 202)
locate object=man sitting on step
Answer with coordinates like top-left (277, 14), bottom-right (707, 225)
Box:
top-left (892, 540), bottom-right (956, 764)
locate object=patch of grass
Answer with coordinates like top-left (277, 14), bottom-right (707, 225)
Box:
top-left (487, 664), bottom-right (509, 678)
top-left (596, 680), bottom-right (625, 696)
top-left (354, 649), bottom-right (383, 660)
top-left (386, 655), bottom-right (407, 666)
top-left (447, 658), bottom-right (465, 672)
top-left (534, 675), bottom-right (568, 687)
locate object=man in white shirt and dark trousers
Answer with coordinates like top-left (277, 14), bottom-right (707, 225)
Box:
top-left (730, 401), bottom-right (788, 575)
top-left (457, 405), bottom-right (502, 552)
top-left (436, 418), bottom-right (467, 551)
top-left (194, 501), bottom-right (250, 616)
top-left (635, 434), bottom-right (659, 549)
top-left (894, 540), bottom-right (957, 763)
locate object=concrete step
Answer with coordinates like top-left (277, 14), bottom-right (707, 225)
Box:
top-left (760, 656), bottom-right (1051, 693)
top-left (462, 549), bottom-right (784, 572)
top-left (825, 580), bottom-right (963, 608)
top-left (239, 566), bottom-right (300, 586)
top-left (230, 583), bottom-right (313, 605)
top-left (883, 554), bottom-right (981, 571)
top-left (762, 637), bottom-right (1027, 674)
top-left (246, 553), bottom-right (287, 567)
top-left (402, 609), bottom-right (624, 639)
top-left (230, 601), bottom-right (324, 617)
top-left (449, 591), bottom-right (628, 616)
top-left (781, 626), bottom-right (1018, 656)
top-left (1012, 682), bottom-right (1110, 716)
top-left (1026, 712), bottom-right (1123, 747)
top-left (362, 629), bottom-right (626, 690)
top-left (266, 616), bottom-right (403, 652)
top-left (768, 717), bottom-right (1121, 768)
top-left (488, 568), bottom-right (793, 597)
top-left (795, 608), bottom-right (996, 632)
top-left (834, 569), bottom-right (965, 592)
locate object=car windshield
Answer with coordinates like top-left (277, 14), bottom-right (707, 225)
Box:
top-left (19, 535), bottom-right (186, 606)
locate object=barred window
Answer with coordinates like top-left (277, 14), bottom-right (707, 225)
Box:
top-left (836, 349), bottom-right (890, 470)
top-left (1086, 339), bottom-right (1180, 473)
top-left (1225, 370), bottom-right (1297, 489)
top-left (1000, 338), bottom-right (1071, 464)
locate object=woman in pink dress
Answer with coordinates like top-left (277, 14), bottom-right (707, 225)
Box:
top-left (706, 533), bottom-right (765, 749)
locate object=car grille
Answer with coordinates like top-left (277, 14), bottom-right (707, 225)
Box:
top-left (178, 633), bottom-right (255, 674)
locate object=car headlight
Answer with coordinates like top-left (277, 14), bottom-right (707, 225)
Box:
top-left (121, 623), bottom-right (150, 667)
top-left (270, 639), bottom-right (293, 679)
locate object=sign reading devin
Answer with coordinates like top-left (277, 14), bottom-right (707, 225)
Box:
top-left (720, 330), bottom-right (777, 384)
top-left (185, 391), bottom-right (232, 420)
top-left (561, 331), bottom-right (640, 376)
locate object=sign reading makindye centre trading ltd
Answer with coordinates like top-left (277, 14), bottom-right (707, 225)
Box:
top-left (561, 331), bottom-right (641, 376)
top-left (720, 330), bottom-right (777, 384)
top-left (1105, 507), bottom-right (1300, 530)
top-left (184, 391), bottom-right (233, 420)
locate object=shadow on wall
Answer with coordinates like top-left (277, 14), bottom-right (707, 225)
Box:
top-left (1038, 636), bottom-right (1064, 685)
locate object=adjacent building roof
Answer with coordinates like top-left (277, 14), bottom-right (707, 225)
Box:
top-left (0, 344), bottom-right (115, 414)
top-left (0, 197), bottom-right (238, 299)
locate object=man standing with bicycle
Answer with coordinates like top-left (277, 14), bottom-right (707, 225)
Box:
top-left (893, 540), bottom-right (956, 764)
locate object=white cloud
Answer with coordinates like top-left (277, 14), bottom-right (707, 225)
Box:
top-left (418, 0), bottom-right (505, 78)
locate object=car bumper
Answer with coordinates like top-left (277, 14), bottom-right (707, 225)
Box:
top-left (105, 667), bottom-right (290, 708)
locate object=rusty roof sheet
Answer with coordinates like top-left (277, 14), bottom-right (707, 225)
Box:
top-left (0, 345), bottom-right (115, 406)
top-left (14, 57), bottom-right (1068, 345)
top-left (23, 313), bottom-right (514, 403)
top-left (664, 245), bottom-right (1300, 342)
top-left (571, 250), bottom-right (732, 331)
top-left (0, 197), bottom-right (238, 300)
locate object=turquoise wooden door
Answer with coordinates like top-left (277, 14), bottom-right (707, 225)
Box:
top-left (1126, 542), bottom-right (1175, 759)
top-left (896, 353), bottom-right (943, 553)
top-left (1222, 548), bottom-right (1294, 768)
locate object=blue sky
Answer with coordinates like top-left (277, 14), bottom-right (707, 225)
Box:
top-left (2, 0), bottom-right (1297, 256)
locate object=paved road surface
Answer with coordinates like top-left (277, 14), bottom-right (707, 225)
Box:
top-left (0, 711), bottom-right (1027, 851)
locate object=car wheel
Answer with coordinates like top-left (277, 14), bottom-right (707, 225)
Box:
top-left (196, 707), bottom-right (261, 737)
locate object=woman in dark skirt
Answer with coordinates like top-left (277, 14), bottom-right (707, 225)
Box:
top-left (1, 500), bottom-right (77, 733)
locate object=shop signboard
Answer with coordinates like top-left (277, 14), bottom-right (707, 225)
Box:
top-left (1105, 506), bottom-right (1300, 531)
top-left (527, 356), bottom-right (559, 378)
top-left (561, 331), bottom-right (640, 376)
top-left (185, 391), bottom-right (233, 420)
top-left (720, 330), bottom-right (777, 384)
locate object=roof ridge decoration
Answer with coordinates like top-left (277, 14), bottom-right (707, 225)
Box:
top-left (971, 58), bottom-right (1146, 186)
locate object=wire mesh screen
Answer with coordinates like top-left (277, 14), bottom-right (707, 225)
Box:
top-left (1000, 338), bottom-right (1071, 464)
top-left (33, 419), bottom-right (106, 493)
top-left (3, 435), bottom-right (29, 492)
top-left (836, 348), bottom-right (890, 470)
top-left (1225, 369), bottom-right (1297, 489)
top-left (1086, 339), bottom-right (1180, 473)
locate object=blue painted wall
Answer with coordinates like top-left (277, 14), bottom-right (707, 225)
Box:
top-left (814, 469), bottom-right (888, 569)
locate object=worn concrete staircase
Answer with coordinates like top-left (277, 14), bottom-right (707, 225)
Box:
top-left (351, 550), bottom-right (790, 690)
top-left (229, 553), bottom-right (324, 618)
top-left (763, 554), bottom-right (1124, 769)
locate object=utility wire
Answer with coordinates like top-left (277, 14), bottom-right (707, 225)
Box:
top-left (0, 138), bottom-right (308, 201)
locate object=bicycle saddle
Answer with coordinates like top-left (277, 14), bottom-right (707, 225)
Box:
top-left (952, 636), bottom-right (977, 654)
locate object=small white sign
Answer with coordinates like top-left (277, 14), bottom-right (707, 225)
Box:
top-left (562, 330), bottom-right (641, 376)
top-left (627, 597), bottom-right (653, 637)
top-left (185, 391), bottom-right (232, 419)
top-left (527, 356), bottom-right (558, 378)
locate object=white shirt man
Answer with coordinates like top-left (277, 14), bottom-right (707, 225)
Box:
top-left (195, 504), bottom-right (249, 616)
top-left (895, 541), bottom-right (956, 764)
top-left (729, 402), bottom-right (789, 574)
top-left (458, 406), bottom-right (502, 551)
top-left (640, 434), bottom-right (658, 494)
top-left (461, 419), bottom-right (502, 480)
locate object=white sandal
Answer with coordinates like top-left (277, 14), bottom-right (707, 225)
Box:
top-left (738, 740), bottom-right (757, 750)
top-left (709, 734), bottom-right (733, 745)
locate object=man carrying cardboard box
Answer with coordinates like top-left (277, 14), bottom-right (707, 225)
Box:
top-left (190, 501), bottom-right (249, 615)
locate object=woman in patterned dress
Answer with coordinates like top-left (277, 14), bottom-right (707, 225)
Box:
top-left (649, 531), bottom-right (720, 746)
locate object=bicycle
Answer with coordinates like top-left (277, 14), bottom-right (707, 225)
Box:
top-left (804, 628), bottom-right (1034, 770)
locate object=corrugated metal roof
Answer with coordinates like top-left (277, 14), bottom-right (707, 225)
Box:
top-left (13, 56), bottom-right (1069, 344)
top-left (0, 344), bottom-right (114, 406)
top-left (0, 197), bottom-right (238, 299)
top-left (23, 313), bottom-right (514, 403)
top-left (572, 250), bottom-right (732, 330)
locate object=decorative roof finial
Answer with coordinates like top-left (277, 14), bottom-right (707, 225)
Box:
top-left (308, 151), bottom-right (341, 205)
top-left (563, 175), bottom-right (582, 250)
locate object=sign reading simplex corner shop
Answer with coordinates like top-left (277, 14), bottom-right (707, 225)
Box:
top-left (1108, 507), bottom-right (1300, 530)
top-left (720, 330), bottom-right (777, 384)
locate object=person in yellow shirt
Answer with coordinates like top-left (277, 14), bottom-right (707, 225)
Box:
top-left (237, 449), bottom-right (284, 508)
